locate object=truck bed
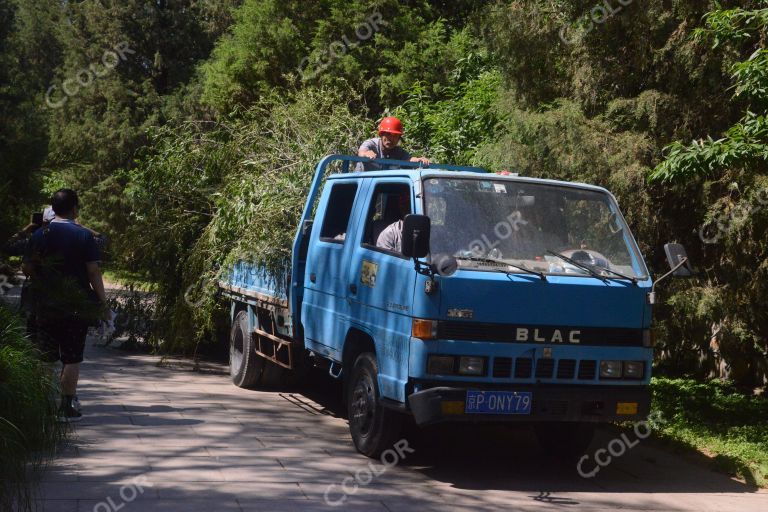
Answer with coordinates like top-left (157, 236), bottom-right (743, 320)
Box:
top-left (220, 261), bottom-right (289, 308)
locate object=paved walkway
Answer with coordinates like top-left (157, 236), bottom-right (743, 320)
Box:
top-left (37, 344), bottom-right (768, 512)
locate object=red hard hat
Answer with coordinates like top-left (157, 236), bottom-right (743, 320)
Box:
top-left (378, 116), bottom-right (404, 135)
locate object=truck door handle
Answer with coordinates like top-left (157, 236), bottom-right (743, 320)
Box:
top-left (310, 273), bottom-right (316, 283)
top-left (349, 283), bottom-right (357, 294)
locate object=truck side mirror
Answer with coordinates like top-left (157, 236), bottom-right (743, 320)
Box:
top-left (664, 243), bottom-right (692, 278)
top-left (648, 243), bottom-right (693, 305)
top-left (401, 214), bottom-right (430, 259)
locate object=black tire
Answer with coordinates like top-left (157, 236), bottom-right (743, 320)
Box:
top-left (229, 310), bottom-right (264, 388)
top-left (534, 422), bottom-right (596, 460)
top-left (347, 352), bottom-right (403, 458)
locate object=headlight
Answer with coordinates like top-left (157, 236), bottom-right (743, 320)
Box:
top-left (427, 355), bottom-right (455, 375)
top-left (458, 356), bottom-right (485, 376)
top-left (599, 360), bottom-right (623, 379)
top-left (623, 361), bottom-right (645, 379)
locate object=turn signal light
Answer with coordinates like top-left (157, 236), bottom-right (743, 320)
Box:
top-left (412, 319), bottom-right (438, 340)
top-left (643, 329), bottom-right (655, 347)
top-left (616, 402), bottom-right (639, 415)
top-left (441, 401), bottom-right (465, 415)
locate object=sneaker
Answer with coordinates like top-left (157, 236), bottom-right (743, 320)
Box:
top-left (57, 404), bottom-right (82, 423)
top-left (56, 397), bottom-right (83, 423)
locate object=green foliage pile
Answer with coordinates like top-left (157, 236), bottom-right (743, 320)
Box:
top-left (123, 88), bottom-right (369, 350)
top-left (0, 305), bottom-right (61, 511)
top-left (652, 377), bottom-right (768, 486)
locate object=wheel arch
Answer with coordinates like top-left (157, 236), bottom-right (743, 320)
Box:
top-left (342, 327), bottom-right (376, 373)
top-left (231, 300), bottom-right (248, 323)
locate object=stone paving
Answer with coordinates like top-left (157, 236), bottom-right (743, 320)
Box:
top-left (35, 343), bottom-right (768, 512)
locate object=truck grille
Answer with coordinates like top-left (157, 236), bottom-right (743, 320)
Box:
top-left (490, 357), bottom-right (598, 381)
top-left (557, 359), bottom-right (577, 379)
top-left (578, 360), bottom-right (597, 380)
top-left (535, 358), bottom-right (555, 378)
top-left (514, 357), bottom-right (532, 378)
top-left (493, 357), bottom-right (513, 378)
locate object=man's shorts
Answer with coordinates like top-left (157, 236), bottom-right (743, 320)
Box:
top-left (35, 315), bottom-right (89, 364)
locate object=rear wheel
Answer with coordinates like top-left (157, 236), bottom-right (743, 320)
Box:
top-left (229, 310), bottom-right (263, 388)
top-left (347, 352), bottom-right (403, 457)
top-left (534, 422), bottom-right (596, 460)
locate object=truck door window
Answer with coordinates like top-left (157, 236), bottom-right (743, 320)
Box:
top-left (319, 183), bottom-right (358, 243)
top-left (362, 183), bottom-right (411, 253)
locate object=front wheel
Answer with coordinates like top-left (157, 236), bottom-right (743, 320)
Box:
top-left (347, 352), bottom-right (403, 458)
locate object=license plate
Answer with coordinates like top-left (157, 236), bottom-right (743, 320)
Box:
top-left (465, 391), bottom-right (532, 415)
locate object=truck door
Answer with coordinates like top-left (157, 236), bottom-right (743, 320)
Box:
top-left (347, 179), bottom-right (416, 402)
top-left (302, 180), bottom-right (365, 361)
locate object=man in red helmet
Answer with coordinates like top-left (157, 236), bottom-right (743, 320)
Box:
top-left (355, 116), bottom-right (431, 171)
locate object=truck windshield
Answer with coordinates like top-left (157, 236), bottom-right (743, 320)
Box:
top-left (423, 177), bottom-right (647, 279)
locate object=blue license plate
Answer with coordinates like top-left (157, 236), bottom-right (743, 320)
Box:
top-left (465, 391), bottom-right (532, 415)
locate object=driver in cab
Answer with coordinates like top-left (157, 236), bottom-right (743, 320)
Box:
top-left (375, 191), bottom-right (411, 253)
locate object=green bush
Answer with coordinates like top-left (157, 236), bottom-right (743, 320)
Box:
top-left (0, 305), bottom-right (62, 511)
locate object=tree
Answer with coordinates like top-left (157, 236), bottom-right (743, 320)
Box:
top-left (0, 0), bottom-right (61, 240)
top-left (200, 0), bottom-right (491, 115)
top-left (649, 4), bottom-right (768, 386)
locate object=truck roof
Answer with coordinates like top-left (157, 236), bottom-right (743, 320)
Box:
top-left (327, 168), bottom-right (612, 195)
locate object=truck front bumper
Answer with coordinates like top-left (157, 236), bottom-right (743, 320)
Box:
top-left (407, 384), bottom-right (650, 426)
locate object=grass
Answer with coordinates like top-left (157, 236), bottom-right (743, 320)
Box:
top-left (650, 377), bottom-right (768, 487)
top-left (0, 305), bottom-right (63, 511)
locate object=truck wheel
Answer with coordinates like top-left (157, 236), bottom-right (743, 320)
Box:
top-left (534, 422), bottom-right (596, 460)
top-left (347, 352), bottom-right (402, 458)
top-left (230, 310), bottom-right (263, 388)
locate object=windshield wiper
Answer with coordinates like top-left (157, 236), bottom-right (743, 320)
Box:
top-left (545, 250), bottom-right (637, 284)
top-left (545, 250), bottom-right (609, 283)
top-left (590, 264), bottom-right (637, 284)
top-left (457, 256), bottom-right (547, 281)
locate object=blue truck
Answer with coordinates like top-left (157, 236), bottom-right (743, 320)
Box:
top-left (220, 155), bottom-right (690, 457)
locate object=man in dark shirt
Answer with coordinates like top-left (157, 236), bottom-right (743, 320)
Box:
top-left (355, 116), bottom-right (431, 171)
top-left (23, 189), bottom-right (107, 423)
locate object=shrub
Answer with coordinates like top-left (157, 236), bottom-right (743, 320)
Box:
top-left (0, 305), bottom-right (62, 511)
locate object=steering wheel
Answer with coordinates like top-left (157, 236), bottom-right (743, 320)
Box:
top-left (560, 248), bottom-right (612, 269)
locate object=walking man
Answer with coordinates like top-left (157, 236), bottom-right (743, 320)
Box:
top-left (356, 116), bottom-right (431, 171)
top-left (22, 189), bottom-right (107, 422)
